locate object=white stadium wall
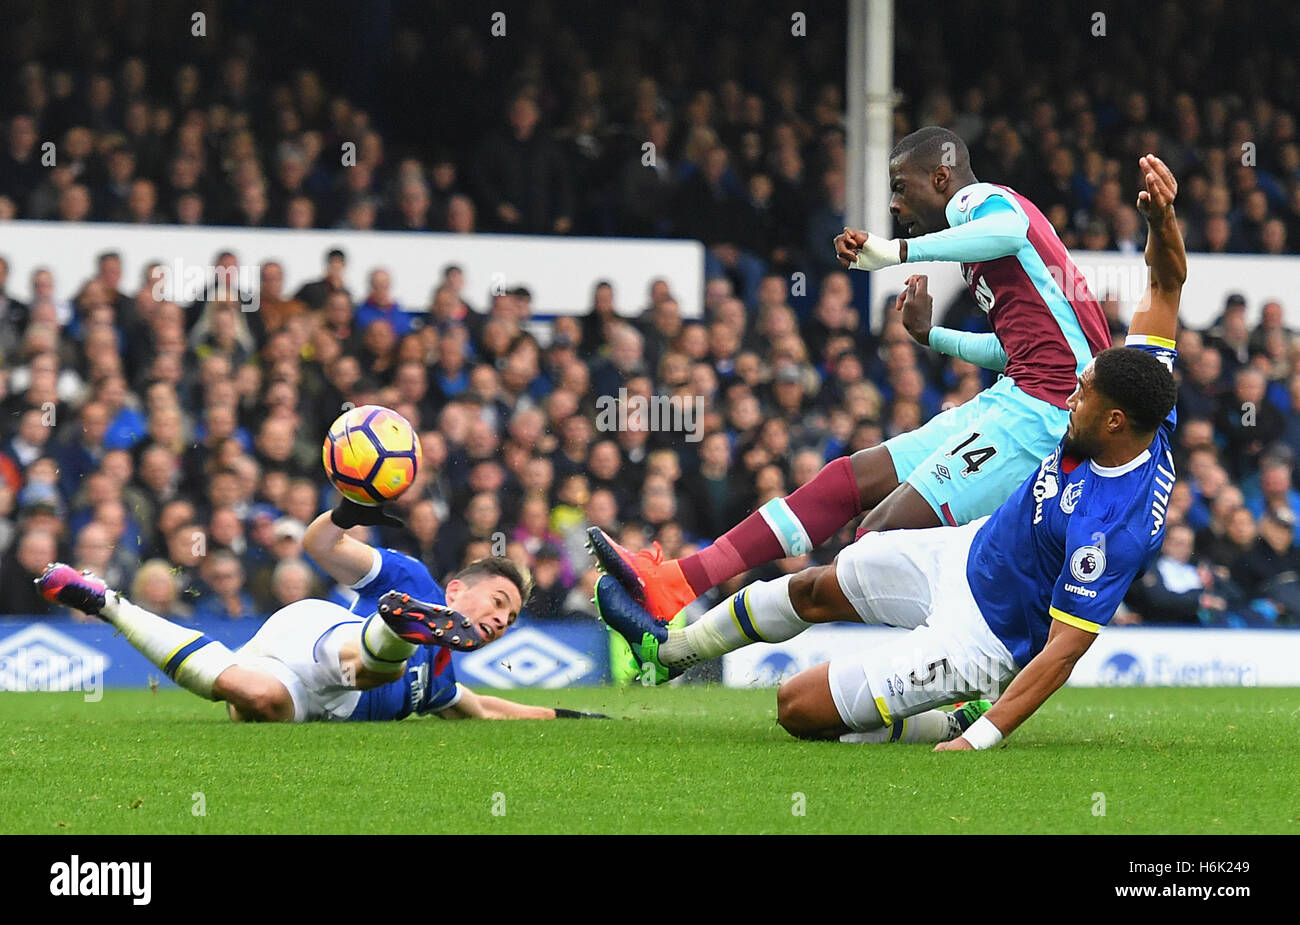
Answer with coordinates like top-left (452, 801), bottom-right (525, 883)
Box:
top-left (0, 220), bottom-right (706, 319)
top-left (871, 250), bottom-right (1300, 333)
top-left (4, 218), bottom-right (1298, 332)
top-left (721, 625), bottom-right (1300, 688)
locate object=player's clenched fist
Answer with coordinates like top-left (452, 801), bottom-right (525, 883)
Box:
top-left (835, 227), bottom-right (904, 271)
top-left (834, 227), bottom-right (868, 267)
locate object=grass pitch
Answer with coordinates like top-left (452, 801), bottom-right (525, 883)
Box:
top-left (2, 685), bottom-right (1296, 834)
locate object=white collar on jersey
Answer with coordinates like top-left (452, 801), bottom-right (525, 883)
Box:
top-left (1088, 448), bottom-right (1151, 477)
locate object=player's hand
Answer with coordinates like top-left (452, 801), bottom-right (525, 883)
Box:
top-left (1136, 154), bottom-right (1177, 222)
top-left (895, 274), bottom-right (933, 345)
top-left (842, 231), bottom-right (903, 271)
top-left (934, 736), bottom-right (974, 752)
top-left (553, 708), bottom-right (611, 719)
top-left (834, 227), bottom-right (868, 267)
top-left (330, 497), bottom-right (405, 530)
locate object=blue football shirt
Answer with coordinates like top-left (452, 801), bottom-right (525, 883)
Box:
top-left (345, 547), bottom-right (461, 721)
top-left (347, 547), bottom-right (442, 619)
top-left (966, 337), bottom-right (1178, 666)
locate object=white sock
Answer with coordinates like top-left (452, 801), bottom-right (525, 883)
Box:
top-left (359, 614), bottom-right (416, 672)
top-left (660, 575), bottom-right (811, 668)
top-left (839, 709), bottom-right (958, 744)
top-left (102, 592), bottom-right (237, 700)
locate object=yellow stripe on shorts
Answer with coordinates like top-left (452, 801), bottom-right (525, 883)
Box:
top-left (873, 695), bottom-right (894, 727)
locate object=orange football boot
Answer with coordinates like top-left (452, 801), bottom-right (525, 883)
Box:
top-left (586, 527), bottom-right (697, 622)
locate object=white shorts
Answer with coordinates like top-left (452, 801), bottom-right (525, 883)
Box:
top-left (235, 600), bottom-right (366, 722)
top-left (827, 519), bottom-right (1019, 732)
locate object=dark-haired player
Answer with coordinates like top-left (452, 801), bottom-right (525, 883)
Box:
top-left (39, 539), bottom-right (605, 722)
top-left (297, 498), bottom-right (593, 720)
top-left (591, 125), bottom-right (1111, 623)
top-left (597, 155), bottom-right (1184, 750)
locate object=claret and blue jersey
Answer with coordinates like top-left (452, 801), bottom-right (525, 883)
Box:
top-left (965, 338), bottom-right (1179, 666)
top-left (909, 181), bottom-right (1112, 410)
top-left (886, 181), bottom-right (1114, 529)
top-left (344, 547), bottom-right (461, 721)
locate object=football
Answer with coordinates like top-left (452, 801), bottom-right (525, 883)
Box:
top-left (322, 405), bottom-right (422, 505)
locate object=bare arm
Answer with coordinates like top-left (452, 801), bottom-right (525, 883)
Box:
top-left (936, 619), bottom-right (1095, 750)
top-left (1126, 154), bottom-right (1186, 345)
top-left (302, 511), bottom-right (377, 586)
top-left (439, 685), bottom-right (558, 720)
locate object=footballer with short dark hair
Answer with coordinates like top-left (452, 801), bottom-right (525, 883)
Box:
top-left (597, 154), bottom-right (1187, 751)
top-left (39, 501), bottom-right (604, 724)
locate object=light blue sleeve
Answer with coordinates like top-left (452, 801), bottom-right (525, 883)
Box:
top-left (904, 194), bottom-right (1028, 264)
top-left (927, 327), bottom-right (1009, 371)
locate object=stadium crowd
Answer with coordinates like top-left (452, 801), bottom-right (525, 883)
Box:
top-left (0, 244), bottom-right (1296, 629)
top-left (2, 1), bottom-right (1299, 268)
top-left (0, 0), bottom-right (1298, 627)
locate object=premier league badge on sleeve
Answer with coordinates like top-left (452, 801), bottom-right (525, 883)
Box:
top-left (1070, 545), bottom-right (1106, 583)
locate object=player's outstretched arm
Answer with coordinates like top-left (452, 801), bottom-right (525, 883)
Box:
top-left (834, 196), bottom-right (1028, 271)
top-left (935, 619), bottom-right (1095, 751)
top-left (439, 685), bottom-right (608, 720)
top-left (1126, 154), bottom-right (1186, 346)
top-left (304, 506), bottom-right (384, 586)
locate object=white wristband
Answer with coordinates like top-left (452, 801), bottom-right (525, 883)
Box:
top-left (962, 715), bottom-right (1004, 750)
top-left (850, 235), bottom-right (903, 271)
